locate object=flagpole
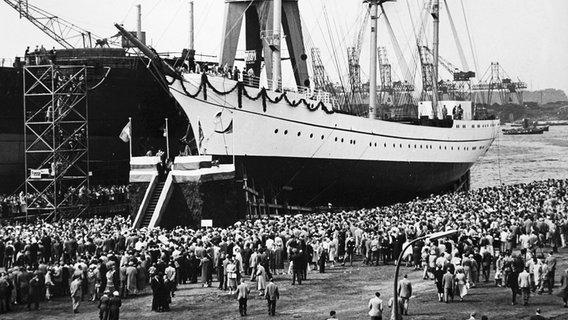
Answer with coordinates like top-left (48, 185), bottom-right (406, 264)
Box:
top-left (165, 118), bottom-right (170, 160)
top-left (128, 117), bottom-right (133, 160)
top-left (232, 113), bottom-right (235, 166)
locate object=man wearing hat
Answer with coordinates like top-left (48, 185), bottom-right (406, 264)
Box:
top-left (98, 289), bottom-right (110, 320)
top-left (109, 291), bottom-right (122, 320)
top-left (27, 271), bottom-right (40, 310)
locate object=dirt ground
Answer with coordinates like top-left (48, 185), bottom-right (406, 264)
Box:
top-left (2, 248), bottom-right (568, 320)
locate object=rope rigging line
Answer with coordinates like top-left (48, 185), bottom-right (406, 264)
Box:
top-left (460, 0), bottom-right (479, 77)
top-left (443, 0), bottom-right (469, 71)
top-left (154, 1), bottom-right (185, 48)
top-left (381, 6), bottom-right (412, 84)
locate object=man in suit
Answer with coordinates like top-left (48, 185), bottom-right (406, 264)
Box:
top-left (442, 269), bottom-right (454, 303)
top-left (519, 267), bottom-right (532, 306)
top-left (545, 251), bottom-right (557, 293)
top-left (27, 271), bottom-right (40, 310)
top-left (98, 290), bottom-right (110, 320)
top-left (265, 277), bottom-right (279, 316)
top-left (235, 278), bottom-right (250, 316)
top-left (398, 274), bottom-right (412, 315)
top-left (108, 291), bottom-right (122, 320)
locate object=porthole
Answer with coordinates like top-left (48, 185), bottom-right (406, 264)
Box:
top-left (420, 145), bottom-right (422, 149)
top-left (310, 133), bottom-right (313, 138)
top-left (369, 142), bottom-right (372, 147)
top-left (451, 147), bottom-right (454, 150)
top-left (444, 146), bottom-right (447, 150)
top-left (400, 144), bottom-right (402, 148)
top-left (384, 143), bottom-right (387, 147)
top-left (297, 132), bottom-right (301, 137)
top-left (374, 143), bottom-right (377, 147)
top-left (335, 137), bottom-right (338, 142)
top-left (274, 129), bottom-right (279, 134)
top-left (321, 135), bottom-right (325, 140)
top-left (439, 146), bottom-right (441, 150)
top-left (392, 143), bottom-right (395, 148)
top-left (414, 145), bottom-right (416, 149)
top-left (341, 138), bottom-right (344, 143)
top-left (408, 144), bottom-right (411, 148)
top-left (284, 130), bottom-right (288, 135)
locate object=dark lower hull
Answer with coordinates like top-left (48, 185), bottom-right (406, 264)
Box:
top-left (220, 155), bottom-right (472, 208)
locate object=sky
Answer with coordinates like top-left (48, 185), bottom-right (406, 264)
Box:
top-left (1, 0), bottom-right (567, 93)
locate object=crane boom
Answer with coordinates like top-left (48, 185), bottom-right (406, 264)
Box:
top-left (3, 0), bottom-right (119, 49)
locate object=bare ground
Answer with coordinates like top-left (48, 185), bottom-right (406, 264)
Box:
top-left (3, 248), bottom-right (568, 320)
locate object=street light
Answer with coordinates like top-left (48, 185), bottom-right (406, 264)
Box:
top-left (393, 229), bottom-right (458, 319)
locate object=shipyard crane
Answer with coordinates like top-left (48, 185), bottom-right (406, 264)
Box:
top-left (422, 45), bottom-right (474, 101)
top-left (3, 0), bottom-right (120, 49)
top-left (347, 8), bottom-right (370, 99)
top-left (472, 62), bottom-right (527, 105)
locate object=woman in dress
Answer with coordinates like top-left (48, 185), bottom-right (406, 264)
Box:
top-left (200, 254), bottom-right (212, 288)
top-left (255, 262), bottom-right (266, 296)
top-left (454, 267), bottom-right (468, 302)
top-left (226, 258), bottom-right (237, 294)
top-left (328, 236), bottom-right (337, 267)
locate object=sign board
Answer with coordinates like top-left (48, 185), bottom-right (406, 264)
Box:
top-left (245, 50), bottom-right (256, 63)
top-left (30, 169), bottom-right (41, 179)
top-left (201, 219), bottom-right (213, 227)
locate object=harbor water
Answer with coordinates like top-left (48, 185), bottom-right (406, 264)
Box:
top-left (470, 125), bottom-right (568, 189)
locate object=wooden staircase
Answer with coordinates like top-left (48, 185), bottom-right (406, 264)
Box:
top-left (140, 180), bottom-right (165, 228)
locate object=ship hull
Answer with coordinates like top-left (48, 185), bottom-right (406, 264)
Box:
top-left (228, 154), bottom-right (471, 207)
top-left (168, 73), bottom-right (499, 209)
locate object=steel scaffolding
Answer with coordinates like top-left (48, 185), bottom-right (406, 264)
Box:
top-left (23, 64), bottom-right (89, 220)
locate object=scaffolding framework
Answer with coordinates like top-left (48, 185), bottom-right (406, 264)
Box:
top-left (24, 64), bottom-right (89, 219)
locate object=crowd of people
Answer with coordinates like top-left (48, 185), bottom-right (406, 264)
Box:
top-left (0, 185), bottom-right (129, 218)
top-left (0, 178), bottom-right (565, 318)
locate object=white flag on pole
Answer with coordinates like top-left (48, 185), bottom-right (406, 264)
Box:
top-left (119, 121), bottom-right (131, 142)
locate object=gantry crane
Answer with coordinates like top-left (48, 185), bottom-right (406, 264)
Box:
top-left (4, 0), bottom-right (120, 49)
top-left (472, 62), bottom-right (527, 105)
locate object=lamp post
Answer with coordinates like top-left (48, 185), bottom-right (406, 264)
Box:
top-left (393, 230), bottom-right (458, 319)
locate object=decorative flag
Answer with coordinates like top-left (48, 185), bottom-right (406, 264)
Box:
top-left (119, 121), bottom-right (131, 142)
top-left (198, 121), bottom-right (204, 149)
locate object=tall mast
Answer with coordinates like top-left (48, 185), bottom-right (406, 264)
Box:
top-left (188, 1), bottom-right (194, 50)
top-left (136, 4), bottom-right (142, 42)
top-left (368, 0), bottom-right (378, 119)
top-left (431, 0), bottom-right (440, 119)
top-left (365, 0), bottom-right (394, 119)
top-left (273, 0), bottom-right (282, 91)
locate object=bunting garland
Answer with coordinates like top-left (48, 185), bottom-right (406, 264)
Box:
top-left (177, 73), bottom-right (335, 115)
